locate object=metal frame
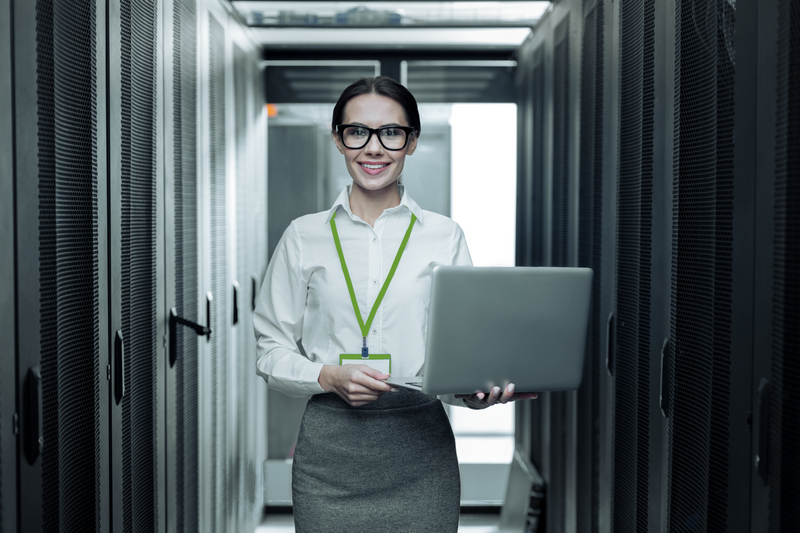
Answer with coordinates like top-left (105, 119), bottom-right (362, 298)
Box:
top-left (0, 0), bottom-right (17, 530)
top-left (13, 1), bottom-right (45, 529)
top-left (749, 0), bottom-right (780, 529)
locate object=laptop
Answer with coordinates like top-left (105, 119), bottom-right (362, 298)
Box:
top-left (384, 266), bottom-right (593, 396)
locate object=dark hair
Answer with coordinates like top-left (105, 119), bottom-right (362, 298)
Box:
top-left (331, 76), bottom-right (421, 137)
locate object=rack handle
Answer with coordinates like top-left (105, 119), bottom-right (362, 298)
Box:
top-left (659, 338), bottom-right (670, 418)
top-left (24, 365), bottom-right (43, 465)
top-left (169, 307), bottom-right (212, 367)
top-left (606, 312), bottom-right (615, 377)
top-left (114, 330), bottom-right (125, 404)
top-left (756, 378), bottom-right (770, 484)
top-left (232, 281), bottom-right (240, 325)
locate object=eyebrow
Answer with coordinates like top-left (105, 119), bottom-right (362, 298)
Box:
top-left (348, 122), bottom-right (406, 128)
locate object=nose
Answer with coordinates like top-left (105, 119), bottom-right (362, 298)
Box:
top-left (364, 131), bottom-right (384, 155)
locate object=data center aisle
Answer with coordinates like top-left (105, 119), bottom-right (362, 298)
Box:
top-left (255, 510), bottom-right (502, 533)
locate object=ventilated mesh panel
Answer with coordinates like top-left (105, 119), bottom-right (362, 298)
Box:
top-left (233, 43), bottom-right (253, 532)
top-left (667, 1), bottom-right (734, 531)
top-left (531, 49), bottom-right (545, 267)
top-left (173, 1), bottom-right (199, 531)
top-left (771, 0), bottom-right (800, 530)
top-left (53, 0), bottom-right (101, 529)
top-left (119, 0), bottom-right (158, 531)
top-left (577, 1), bottom-right (603, 532)
top-left (208, 14), bottom-right (227, 533)
top-left (613, 0), bottom-right (654, 531)
top-left (38, 0), bottom-right (101, 529)
top-left (552, 17), bottom-right (570, 268)
top-left (36, 0), bottom-right (60, 528)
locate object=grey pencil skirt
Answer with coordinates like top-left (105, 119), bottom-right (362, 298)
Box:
top-left (291, 389), bottom-right (461, 533)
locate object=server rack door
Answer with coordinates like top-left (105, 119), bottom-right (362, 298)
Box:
top-left (765, 0), bottom-right (800, 529)
top-left (749, 0), bottom-right (779, 530)
top-left (667, 0), bottom-right (737, 531)
top-left (107, 0), bottom-right (166, 531)
top-left (230, 29), bottom-right (263, 532)
top-left (576, 1), bottom-right (607, 532)
top-left (198, 3), bottom-right (230, 530)
top-left (164, 0), bottom-right (201, 532)
top-left (14, 0), bottom-right (110, 531)
top-left (0, 0), bottom-right (17, 530)
top-left (612, 1), bottom-right (656, 531)
top-left (548, 9), bottom-right (574, 533)
top-left (598, 1), bottom-right (619, 530)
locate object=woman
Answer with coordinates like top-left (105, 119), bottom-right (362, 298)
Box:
top-left (254, 76), bottom-right (536, 532)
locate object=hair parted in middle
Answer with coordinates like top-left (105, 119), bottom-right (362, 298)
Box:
top-left (331, 76), bottom-right (421, 137)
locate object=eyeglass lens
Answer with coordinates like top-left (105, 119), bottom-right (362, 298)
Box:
top-left (341, 126), bottom-right (408, 150)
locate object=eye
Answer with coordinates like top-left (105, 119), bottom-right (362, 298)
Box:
top-left (381, 128), bottom-right (401, 137)
top-left (346, 127), bottom-right (369, 138)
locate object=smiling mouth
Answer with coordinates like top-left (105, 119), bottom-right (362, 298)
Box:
top-left (359, 162), bottom-right (389, 170)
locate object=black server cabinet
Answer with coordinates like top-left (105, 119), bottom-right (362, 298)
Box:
top-left (12, 0), bottom-right (110, 531)
top-left (769, 0), bottom-right (800, 527)
top-left (749, 0), bottom-right (800, 530)
top-left (107, 0), bottom-right (166, 531)
top-left (164, 0), bottom-right (201, 532)
top-left (576, 1), bottom-right (611, 532)
top-left (0, 0), bottom-right (17, 531)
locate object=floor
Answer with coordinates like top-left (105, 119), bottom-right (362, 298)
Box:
top-left (255, 510), bottom-right (501, 533)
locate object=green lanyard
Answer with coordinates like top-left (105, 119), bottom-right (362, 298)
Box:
top-left (330, 210), bottom-right (417, 350)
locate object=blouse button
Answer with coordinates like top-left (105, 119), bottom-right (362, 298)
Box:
top-left (373, 279), bottom-right (377, 285)
top-left (372, 237), bottom-right (376, 243)
top-left (373, 329), bottom-right (377, 335)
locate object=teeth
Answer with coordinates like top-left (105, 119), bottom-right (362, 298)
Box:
top-left (362, 163), bottom-right (387, 169)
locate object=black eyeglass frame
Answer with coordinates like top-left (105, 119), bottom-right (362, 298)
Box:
top-left (335, 124), bottom-right (416, 151)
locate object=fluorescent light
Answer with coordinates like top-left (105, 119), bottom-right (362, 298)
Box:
top-left (253, 27), bottom-right (531, 49)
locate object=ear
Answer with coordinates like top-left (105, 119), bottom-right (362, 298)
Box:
top-left (332, 131), bottom-right (346, 154)
top-left (405, 134), bottom-right (418, 156)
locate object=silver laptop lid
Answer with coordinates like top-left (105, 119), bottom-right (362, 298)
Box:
top-left (421, 266), bottom-right (593, 396)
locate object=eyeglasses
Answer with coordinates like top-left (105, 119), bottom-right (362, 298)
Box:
top-left (335, 124), bottom-right (415, 151)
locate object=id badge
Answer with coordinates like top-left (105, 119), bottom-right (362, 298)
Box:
top-left (339, 354), bottom-right (391, 374)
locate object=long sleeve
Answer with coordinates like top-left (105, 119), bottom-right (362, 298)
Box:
top-left (254, 222), bottom-right (326, 398)
top-left (450, 222), bottom-right (473, 267)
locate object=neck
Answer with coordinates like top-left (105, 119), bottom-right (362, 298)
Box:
top-left (349, 181), bottom-right (401, 227)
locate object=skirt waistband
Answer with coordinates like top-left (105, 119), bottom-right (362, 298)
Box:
top-left (310, 389), bottom-right (438, 410)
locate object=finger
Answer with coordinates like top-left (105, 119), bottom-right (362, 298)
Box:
top-left (499, 384), bottom-right (515, 404)
top-left (356, 374), bottom-right (394, 392)
top-left (357, 366), bottom-right (394, 392)
top-left (485, 386), bottom-right (502, 406)
top-left (359, 365), bottom-right (391, 381)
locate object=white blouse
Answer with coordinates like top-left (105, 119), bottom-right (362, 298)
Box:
top-left (254, 183), bottom-right (473, 398)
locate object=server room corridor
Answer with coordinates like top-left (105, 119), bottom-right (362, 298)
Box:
top-left (1, 1), bottom-right (799, 532)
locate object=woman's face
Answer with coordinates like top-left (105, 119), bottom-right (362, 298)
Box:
top-left (333, 93), bottom-right (417, 195)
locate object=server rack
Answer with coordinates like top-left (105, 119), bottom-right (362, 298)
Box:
top-left (514, 0), bottom-right (798, 531)
top-left (6, 0), bottom-right (267, 531)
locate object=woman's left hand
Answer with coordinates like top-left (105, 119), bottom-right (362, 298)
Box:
top-left (455, 383), bottom-right (538, 410)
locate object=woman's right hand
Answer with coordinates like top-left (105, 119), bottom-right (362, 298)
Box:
top-left (318, 364), bottom-right (395, 407)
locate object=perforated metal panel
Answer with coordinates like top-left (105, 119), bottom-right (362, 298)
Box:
top-left (577, 1), bottom-right (604, 532)
top-left (233, 42), bottom-right (253, 532)
top-left (667, 1), bottom-right (735, 531)
top-left (613, 0), bottom-right (654, 531)
top-left (552, 17), bottom-right (570, 268)
top-left (771, 0), bottom-right (800, 530)
top-left (173, 1), bottom-right (199, 531)
top-left (208, 13), bottom-right (228, 533)
top-left (37, 0), bottom-right (101, 530)
top-left (119, 0), bottom-right (159, 531)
